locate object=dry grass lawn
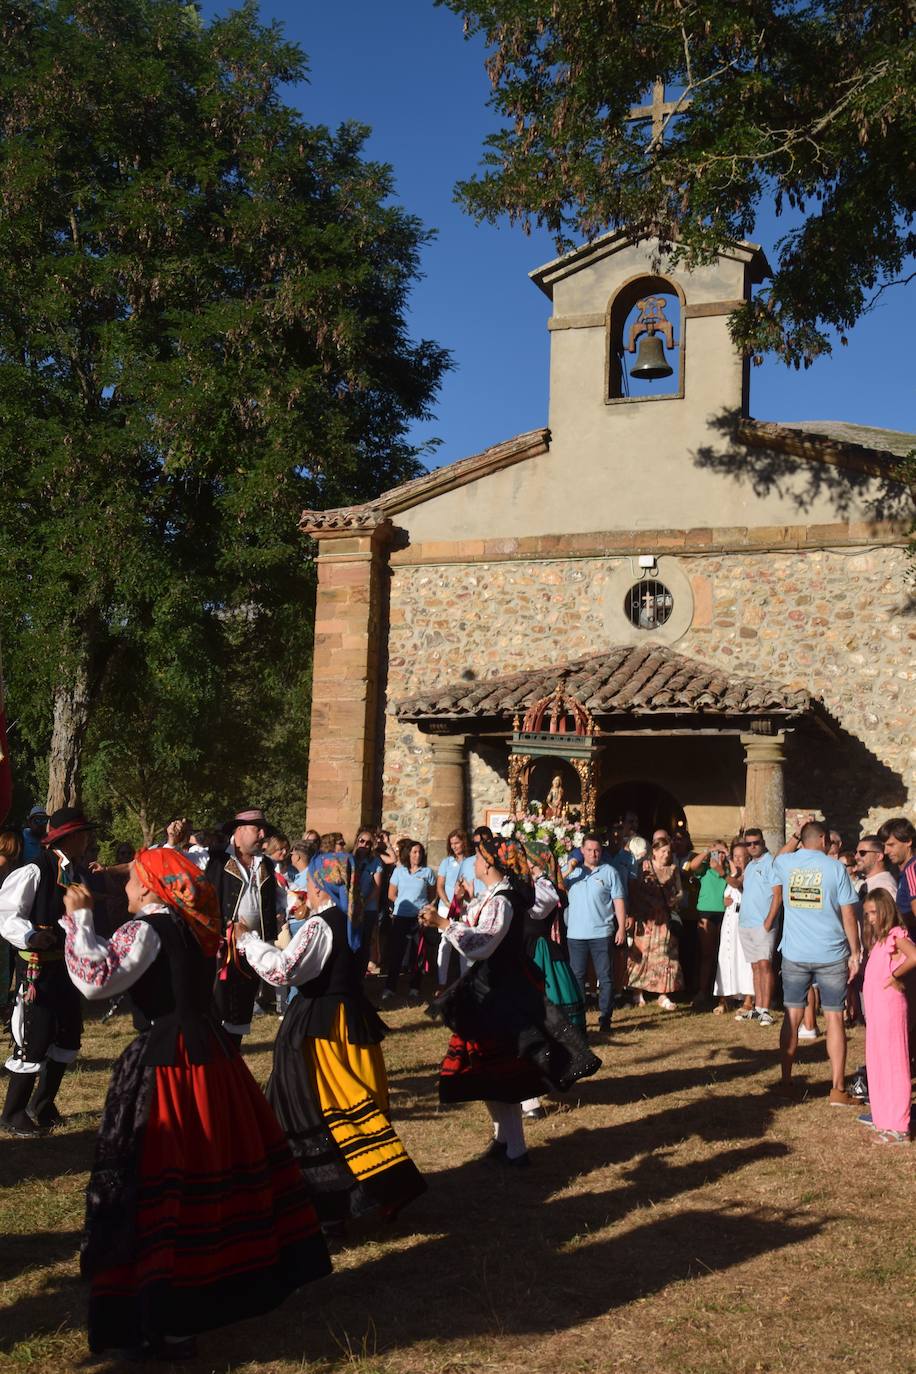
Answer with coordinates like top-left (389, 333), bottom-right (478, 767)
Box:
top-left (1, 994), bottom-right (914, 1374)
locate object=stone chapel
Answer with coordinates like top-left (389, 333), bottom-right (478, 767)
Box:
top-left (300, 232), bottom-right (915, 858)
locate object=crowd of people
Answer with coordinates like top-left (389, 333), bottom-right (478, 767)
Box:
top-left (0, 798), bottom-right (913, 1359)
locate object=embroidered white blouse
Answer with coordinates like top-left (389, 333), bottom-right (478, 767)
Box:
top-left (441, 878), bottom-right (514, 962)
top-left (58, 904), bottom-right (165, 1000)
top-left (237, 898), bottom-right (334, 987)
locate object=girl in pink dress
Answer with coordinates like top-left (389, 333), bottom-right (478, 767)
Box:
top-left (861, 890), bottom-right (916, 1144)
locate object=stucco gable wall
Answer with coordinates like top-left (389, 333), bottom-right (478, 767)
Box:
top-left (399, 437), bottom-right (902, 543)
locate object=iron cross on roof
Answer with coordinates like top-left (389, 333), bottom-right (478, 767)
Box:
top-left (627, 80), bottom-right (691, 148)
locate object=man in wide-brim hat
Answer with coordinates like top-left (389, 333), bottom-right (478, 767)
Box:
top-left (0, 806), bottom-right (96, 1135)
top-left (200, 808), bottom-right (283, 1046)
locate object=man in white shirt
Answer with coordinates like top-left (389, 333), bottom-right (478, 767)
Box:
top-left (0, 806), bottom-right (95, 1135)
top-left (198, 808), bottom-right (283, 1045)
top-left (853, 835), bottom-right (897, 899)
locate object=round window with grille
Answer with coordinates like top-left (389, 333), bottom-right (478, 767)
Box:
top-left (624, 580), bottom-right (674, 630)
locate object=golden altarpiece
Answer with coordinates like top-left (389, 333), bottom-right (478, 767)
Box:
top-left (508, 685), bottom-right (604, 827)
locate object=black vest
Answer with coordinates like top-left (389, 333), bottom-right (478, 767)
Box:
top-left (130, 909), bottom-right (220, 1065)
top-left (284, 904), bottom-right (385, 1046)
top-left (482, 881), bottom-right (530, 977)
top-left (203, 849), bottom-right (279, 943)
top-left (296, 904), bottom-right (360, 1001)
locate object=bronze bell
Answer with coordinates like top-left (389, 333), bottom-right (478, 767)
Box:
top-left (630, 326), bottom-right (673, 381)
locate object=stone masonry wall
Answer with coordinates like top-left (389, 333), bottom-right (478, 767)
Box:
top-left (380, 544), bottom-right (915, 844)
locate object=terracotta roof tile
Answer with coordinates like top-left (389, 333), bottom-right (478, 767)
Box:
top-left (395, 644), bottom-right (813, 721)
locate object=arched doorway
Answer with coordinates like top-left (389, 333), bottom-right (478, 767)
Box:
top-left (597, 780), bottom-right (687, 839)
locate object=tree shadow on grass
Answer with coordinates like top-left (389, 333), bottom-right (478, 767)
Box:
top-left (211, 1112), bottom-right (825, 1369)
top-left (540, 1084), bottom-right (785, 1173)
top-left (0, 1128), bottom-right (97, 1187)
top-left (577, 1050), bottom-right (768, 1109)
top-left (0, 1270), bottom-right (84, 1355)
top-left (0, 1229), bottom-right (81, 1283)
top-left (215, 1088), bottom-right (807, 1364)
top-left (2, 1088), bottom-right (821, 1365)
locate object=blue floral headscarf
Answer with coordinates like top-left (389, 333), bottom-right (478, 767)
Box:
top-left (307, 851), bottom-right (364, 952)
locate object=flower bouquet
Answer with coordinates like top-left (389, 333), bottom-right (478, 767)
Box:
top-left (500, 802), bottom-right (585, 861)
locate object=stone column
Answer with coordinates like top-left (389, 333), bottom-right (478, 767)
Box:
top-left (741, 731), bottom-right (787, 855)
top-left (427, 734), bottom-right (468, 864)
top-left (303, 520), bottom-right (392, 839)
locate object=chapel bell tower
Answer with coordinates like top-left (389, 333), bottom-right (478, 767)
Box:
top-left (530, 232), bottom-right (770, 460)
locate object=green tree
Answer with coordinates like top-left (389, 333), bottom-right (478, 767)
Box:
top-left (439, 0), bottom-right (914, 366)
top-left (0, 0), bottom-right (449, 815)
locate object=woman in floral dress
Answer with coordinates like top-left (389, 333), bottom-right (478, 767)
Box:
top-left (627, 837), bottom-right (684, 1009)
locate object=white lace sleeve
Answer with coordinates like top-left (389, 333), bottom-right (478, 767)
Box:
top-left (529, 875), bottom-right (560, 922)
top-left (443, 892), bottom-right (513, 962)
top-left (238, 917), bottom-right (333, 987)
top-left (60, 908), bottom-right (161, 1000)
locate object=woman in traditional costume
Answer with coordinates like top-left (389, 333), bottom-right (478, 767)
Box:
top-left (517, 838), bottom-right (587, 1120)
top-left (523, 840), bottom-right (586, 1030)
top-left (627, 836), bottom-right (685, 1009)
top-left (59, 848), bottom-right (330, 1361)
top-left (238, 851), bottom-right (426, 1226)
top-left (419, 837), bottom-right (600, 1167)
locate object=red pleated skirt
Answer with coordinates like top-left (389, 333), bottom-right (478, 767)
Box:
top-left (87, 1037), bottom-right (331, 1352)
top-left (439, 1031), bottom-right (545, 1104)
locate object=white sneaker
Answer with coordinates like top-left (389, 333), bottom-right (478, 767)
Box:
top-left (756, 1009), bottom-right (775, 1027)
top-left (798, 1025), bottom-right (819, 1040)
top-left (658, 995), bottom-right (677, 1011)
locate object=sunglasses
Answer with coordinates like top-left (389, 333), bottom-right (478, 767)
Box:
top-left (854, 849), bottom-right (880, 857)
top-left (745, 839), bottom-right (764, 846)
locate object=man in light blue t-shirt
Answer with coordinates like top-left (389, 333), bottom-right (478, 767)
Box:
top-left (736, 828), bottom-right (778, 1025)
top-left (764, 820), bottom-right (861, 1105)
top-left (562, 836), bottom-right (627, 1032)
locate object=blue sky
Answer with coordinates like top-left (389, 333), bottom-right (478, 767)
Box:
top-left (204, 0), bottom-right (914, 467)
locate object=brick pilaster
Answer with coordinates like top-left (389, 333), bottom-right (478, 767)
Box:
top-left (304, 523), bottom-right (392, 838)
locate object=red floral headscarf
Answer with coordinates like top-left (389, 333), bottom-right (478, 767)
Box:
top-left (497, 838), bottom-right (531, 882)
top-left (134, 848), bottom-right (221, 957)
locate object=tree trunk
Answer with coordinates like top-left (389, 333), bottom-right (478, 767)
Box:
top-left (137, 802), bottom-right (158, 848)
top-left (46, 654), bottom-right (93, 811)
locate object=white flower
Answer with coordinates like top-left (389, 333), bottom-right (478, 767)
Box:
top-left (499, 820), bottom-right (516, 838)
top-left (573, 830), bottom-right (585, 847)
top-left (522, 821), bottom-right (535, 833)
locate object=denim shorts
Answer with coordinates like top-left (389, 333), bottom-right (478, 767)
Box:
top-left (781, 956), bottom-right (849, 1013)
